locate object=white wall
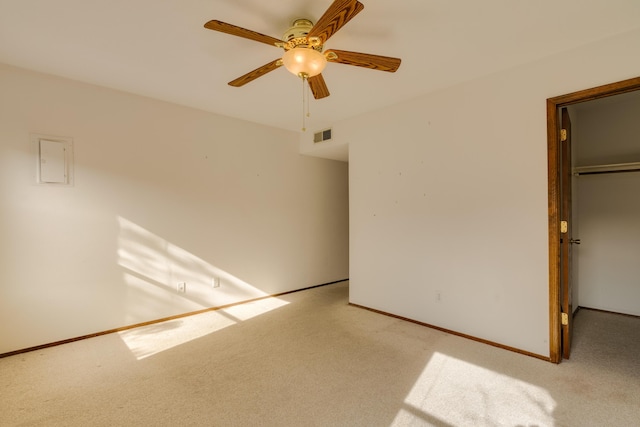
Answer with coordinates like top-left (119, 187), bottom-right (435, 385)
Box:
top-left (574, 95), bottom-right (640, 316)
top-left (0, 63), bottom-right (349, 354)
top-left (577, 173), bottom-right (640, 316)
top-left (575, 94), bottom-right (640, 165)
top-left (344, 28), bottom-right (640, 357)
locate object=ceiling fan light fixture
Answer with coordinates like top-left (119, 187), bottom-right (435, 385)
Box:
top-left (282, 47), bottom-right (327, 78)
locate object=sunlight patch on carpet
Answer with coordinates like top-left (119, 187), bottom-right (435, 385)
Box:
top-left (118, 297), bottom-right (289, 360)
top-left (392, 352), bottom-right (556, 426)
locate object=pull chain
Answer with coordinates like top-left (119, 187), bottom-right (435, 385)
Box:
top-left (306, 79), bottom-right (311, 120)
top-left (301, 75), bottom-right (307, 132)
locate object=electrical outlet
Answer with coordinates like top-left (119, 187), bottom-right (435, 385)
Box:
top-left (435, 290), bottom-right (442, 302)
top-left (177, 282), bottom-right (186, 293)
top-left (212, 277), bottom-right (220, 288)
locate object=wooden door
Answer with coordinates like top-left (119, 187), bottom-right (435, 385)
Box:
top-left (560, 107), bottom-right (573, 359)
top-left (547, 76), bottom-right (640, 363)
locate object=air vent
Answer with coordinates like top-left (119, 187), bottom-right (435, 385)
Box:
top-left (314, 128), bottom-right (332, 143)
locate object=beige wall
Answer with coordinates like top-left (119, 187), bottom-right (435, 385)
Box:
top-left (344, 28), bottom-right (640, 357)
top-left (0, 64), bottom-right (349, 354)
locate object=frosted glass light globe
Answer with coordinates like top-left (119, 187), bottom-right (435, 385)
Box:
top-left (282, 47), bottom-right (327, 78)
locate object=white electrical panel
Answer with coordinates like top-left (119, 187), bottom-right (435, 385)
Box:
top-left (39, 139), bottom-right (66, 183)
top-left (31, 134), bottom-right (74, 185)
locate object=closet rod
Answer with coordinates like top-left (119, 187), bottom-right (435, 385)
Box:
top-left (573, 162), bottom-right (640, 176)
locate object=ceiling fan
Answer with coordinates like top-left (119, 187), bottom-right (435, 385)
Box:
top-left (204, 0), bottom-right (401, 100)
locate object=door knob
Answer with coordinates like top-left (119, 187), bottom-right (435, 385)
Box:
top-left (570, 239), bottom-right (581, 244)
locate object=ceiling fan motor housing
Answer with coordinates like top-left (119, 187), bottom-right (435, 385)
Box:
top-left (283, 19), bottom-right (323, 52)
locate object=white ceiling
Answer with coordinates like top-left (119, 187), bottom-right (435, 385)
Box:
top-left (1, 0), bottom-right (639, 135)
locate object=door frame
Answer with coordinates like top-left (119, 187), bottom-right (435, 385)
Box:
top-left (547, 76), bottom-right (640, 363)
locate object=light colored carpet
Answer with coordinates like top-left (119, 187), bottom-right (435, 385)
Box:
top-left (1, 281), bottom-right (639, 426)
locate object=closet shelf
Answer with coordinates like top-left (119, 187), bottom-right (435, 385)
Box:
top-left (573, 162), bottom-right (640, 175)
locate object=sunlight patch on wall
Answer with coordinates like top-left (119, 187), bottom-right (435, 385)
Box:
top-left (117, 216), bottom-right (269, 315)
top-left (118, 296), bottom-right (289, 360)
top-left (392, 352), bottom-right (556, 426)
top-left (116, 216), bottom-right (292, 359)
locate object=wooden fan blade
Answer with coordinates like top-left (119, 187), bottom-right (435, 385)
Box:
top-left (308, 74), bottom-right (330, 99)
top-left (307, 0), bottom-right (364, 44)
top-left (228, 59), bottom-right (283, 87)
top-left (325, 49), bottom-right (401, 72)
top-left (204, 20), bottom-right (282, 47)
